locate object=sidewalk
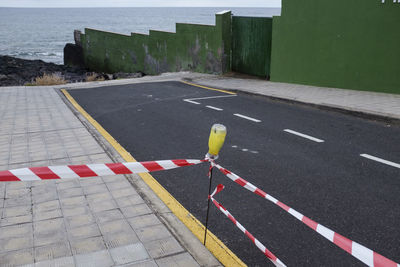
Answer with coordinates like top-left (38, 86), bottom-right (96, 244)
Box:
top-left (186, 75), bottom-right (400, 121)
top-left (0, 84), bottom-right (219, 266)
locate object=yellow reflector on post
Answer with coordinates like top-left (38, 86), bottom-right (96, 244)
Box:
top-left (207, 124), bottom-right (227, 159)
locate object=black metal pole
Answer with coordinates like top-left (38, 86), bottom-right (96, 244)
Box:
top-left (204, 166), bottom-right (214, 245)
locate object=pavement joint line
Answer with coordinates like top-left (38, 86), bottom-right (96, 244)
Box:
top-left (183, 99), bottom-right (201, 105)
top-left (60, 89), bottom-right (246, 267)
top-left (360, 154), bottom-right (400, 169)
top-left (206, 105), bottom-right (223, 111)
top-left (283, 129), bottom-right (325, 143)
top-left (181, 80), bottom-right (237, 95)
top-left (233, 113), bottom-right (261, 123)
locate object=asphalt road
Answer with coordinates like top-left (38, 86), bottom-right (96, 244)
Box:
top-left (68, 81), bottom-right (400, 266)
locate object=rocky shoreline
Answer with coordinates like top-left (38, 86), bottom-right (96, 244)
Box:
top-left (0, 55), bottom-right (144, 87)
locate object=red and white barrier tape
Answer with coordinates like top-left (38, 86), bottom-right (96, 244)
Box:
top-left (0, 159), bottom-right (205, 182)
top-left (211, 162), bottom-right (399, 267)
top-left (210, 184), bottom-right (286, 267)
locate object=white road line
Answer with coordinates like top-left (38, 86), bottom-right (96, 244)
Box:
top-left (233, 113), bottom-right (261, 122)
top-left (360, 154), bottom-right (400, 169)
top-left (206, 105), bottom-right (223, 111)
top-left (283, 129), bottom-right (325, 143)
top-left (183, 99), bottom-right (201, 105)
top-left (186, 95), bottom-right (237, 101)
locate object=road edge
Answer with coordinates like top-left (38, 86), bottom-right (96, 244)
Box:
top-left (60, 89), bottom-right (246, 267)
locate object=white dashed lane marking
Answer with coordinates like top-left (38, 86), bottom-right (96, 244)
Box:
top-left (283, 129), bottom-right (324, 143)
top-left (183, 99), bottom-right (201, 105)
top-left (360, 154), bottom-right (400, 169)
top-left (206, 105), bottom-right (223, 111)
top-left (233, 113), bottom-right (261, 123)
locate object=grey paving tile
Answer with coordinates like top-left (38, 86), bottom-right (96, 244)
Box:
top-left (79, 178), bottom-right (104, 187)
top-left (0, 234), bottom-right (34, 252)
top-left (115, 195), bottom-right (144, 208)
top-left (65, 213), bottom-right (96, 229)
top-left (33, 200), bottom-right (60, 213)
top-left (0, 223), bottom-right (32, 239)
top-left (86, 192), bottom-right (113, 204)
top-left (1, 214), bottom-right (33, 226)
top-left (33, 191), bottom-right (58, 204)
top-left (34, 241), bottom-right (72, 262)
top-left (136, 224), bottom-right (172, 243)
top-left (61, 205), bottom-right (90, 217)
top-left (0, 248), bottom-right (34, 266)
top-left (110, 187), bottom-right (138, 199)
top-left (98, 219), bottom-right (133, 235)
top-left (127, 214), bottom-right (162, 230)
top-left (88, 199), bottom-right (117, 213)
top-left (5, 188), bottom-right (30, 198)
top-left (75, 250), bottom-right (113, 267)
top-left (83, 184), bottom-right (109, 195)
top-left (60, 196), bottom-right (87, 208)
top-left (67, 224), bottom-right (101, 240)
top-left (34, 218), bottom-right (65, 234)
top-left (58, 187), bottom-right (84, 199)
top-left (34, 256), bottom-right (75, 267)
top-left (103, 231), bottom-right (139, 249)
top-left (94, 209), bottom-right (124, 224)
top-left (106, 181), bottom-right (132, 191)
top-left (120, 204), bottom-right (152, 218)
top-left (4, 195), bottom-right (32, 207)
top-left (155, 252), bottom-right (200, 267)
top-left (34, 229), bottom-right (68, 247)
top-left (143, 237), bottom-right (184, 259)
top-left (110, 243), bottom-right (149, 265)
top-left (56, 180), bottom-right (81, 191)
top-left (33, 208), bottom-right (62, 222)
top-left (70, 236), bottom-right (106, 255)
top-left (116, 260), bottom-right (158, 267)
top-left (3, 205), bottom-right (32, 218)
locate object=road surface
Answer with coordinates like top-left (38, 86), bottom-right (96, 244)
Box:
top-left (68, 81), bottom-right (400, 266)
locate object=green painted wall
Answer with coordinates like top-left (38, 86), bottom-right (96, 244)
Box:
top-left (232, 16), bottom-right (273, 78)
top-left (81, 11), bottom-right (231, 75)
top-left (270, 0), bottom-right (400, 94)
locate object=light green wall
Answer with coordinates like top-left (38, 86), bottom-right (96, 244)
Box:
top-left (81, 11), bottom-right (231, 75)
top-left (270, 0), bottom-right (400, 94)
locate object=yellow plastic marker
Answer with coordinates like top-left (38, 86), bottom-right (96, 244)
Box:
top-left (207, 124), bottom-right (227, 160)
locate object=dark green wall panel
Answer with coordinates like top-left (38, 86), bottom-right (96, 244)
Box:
top-left (232, 16), bottom-right (273, 77)
top-left (81, 11), bottom-right (231, 75)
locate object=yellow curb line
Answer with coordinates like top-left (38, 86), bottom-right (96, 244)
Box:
top-left (181, 80), bottom-right (237, 95)
top-left (61, 89), bottom-right (246, 267)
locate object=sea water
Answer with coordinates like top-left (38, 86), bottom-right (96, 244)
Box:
top-left (0, 7), bottom-right (280, 64)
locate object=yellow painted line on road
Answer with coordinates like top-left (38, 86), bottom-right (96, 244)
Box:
top-left (61, 89), bottom-right (246, 267)
top-left (181, 80), bottom-right (237, 95)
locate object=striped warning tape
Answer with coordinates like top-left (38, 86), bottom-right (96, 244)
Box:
top-left (0, 159), bottom-right (205, 182)
top-left (210, 184), bottom-right (286, 267)
top-left (211, 162), bottom-right (399, 267)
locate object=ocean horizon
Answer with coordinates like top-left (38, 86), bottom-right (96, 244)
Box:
top-left (0, 7), bottom-right (281, 64)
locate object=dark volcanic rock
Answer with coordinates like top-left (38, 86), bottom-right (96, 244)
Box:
top-left (0, 55), bottom-right (145, 87)
top-left (0, 55), bottom-right (87, 86)
top-left (64, 43), bottom-right (84, 68)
